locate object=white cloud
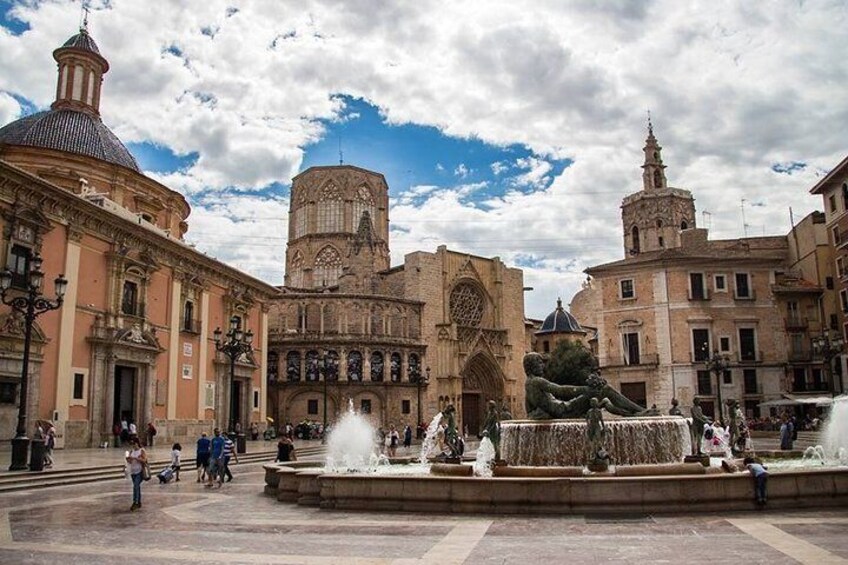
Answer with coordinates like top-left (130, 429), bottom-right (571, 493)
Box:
top-left (490, 161), bottom-right (508, 175)
top-left (0, 92), bottom-right (20, 125)
top-left (454, 163), bottom-right (469, 178)
top-left (0, 0), bottom-right (843, 317)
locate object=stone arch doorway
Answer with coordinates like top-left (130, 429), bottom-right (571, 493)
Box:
top-left (460, 352), bottom-right (504, 436)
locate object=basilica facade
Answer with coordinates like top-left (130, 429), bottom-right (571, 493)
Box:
top-left (267, 166), bottom-right (528, 434)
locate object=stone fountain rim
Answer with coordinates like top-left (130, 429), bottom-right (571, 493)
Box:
top-left (502, 416), bottom-right (687, 425)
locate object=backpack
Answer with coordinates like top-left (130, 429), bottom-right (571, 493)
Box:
top-left (703, 428), bottom-right (714, 441)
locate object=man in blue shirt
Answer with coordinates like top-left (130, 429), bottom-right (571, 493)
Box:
top-left (744, 457), bottom-right (769, 506)
top-left (206, 428), bottom-right (226, 487)
top-left (195, 432), bottom-right (211, 483)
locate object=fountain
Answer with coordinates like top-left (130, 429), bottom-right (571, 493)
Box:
top-left (324, 400), bottom-right (383, 472)
top-left (824, 395), bottom-right (848, 458)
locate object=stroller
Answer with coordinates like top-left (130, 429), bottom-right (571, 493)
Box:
top-left (157, 465), bottom-right (176, 484)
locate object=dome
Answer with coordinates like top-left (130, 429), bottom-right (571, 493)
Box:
top-left (61, 29), bottom-right (101, 55)
top-left (0, 109), bottom-right (140, 172)
top-left (537, 298), bottom-right (583, 335)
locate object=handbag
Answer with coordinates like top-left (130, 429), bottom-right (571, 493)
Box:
top-left (142, 462), bottom-right (151, 481)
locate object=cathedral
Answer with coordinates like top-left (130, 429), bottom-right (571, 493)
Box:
top-left (267, 166), bottom-right (528, 434)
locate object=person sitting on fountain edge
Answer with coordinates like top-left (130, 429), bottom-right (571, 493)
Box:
top-left (523, 352), bottom-right (658, 419)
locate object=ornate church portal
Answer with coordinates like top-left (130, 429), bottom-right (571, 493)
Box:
top-left (459, 352), bottom-right (504, 436)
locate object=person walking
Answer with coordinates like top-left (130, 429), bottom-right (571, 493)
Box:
top-left (744, 457), bottom-right (769, 506)
top-left (43, 425), bottom-right (56, 468)
top-left (126, 437), bottom-right (147, 511)
top-left (780, 416), bottom-right (794, 450)
top-left (275, 435), bottom-right (296, 462)
top-left (403, 424), bottom-right (412, 449)
top-left (206, 429), bottom-right (226, 488)
top-left (222, 434), bottom-right (238, 482)
top-left (170, 443), bottom-right (182, 482)
top-left (196, 432), bottom-right (211, 483)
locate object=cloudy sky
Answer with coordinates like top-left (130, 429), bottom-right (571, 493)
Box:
top-left (1, 0), bottom-right (846, 319)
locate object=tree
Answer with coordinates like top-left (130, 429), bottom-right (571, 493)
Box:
top-left (543, 340), bottom-right (597, 386)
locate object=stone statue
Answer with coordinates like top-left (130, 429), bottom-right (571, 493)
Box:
top-left (482, 400), bottom-right (511, 460)
top-left (523, 352), bottom-right (657, 419)
top-left (689, 398), bottom-right (709, 455)
top-left (668, 398), bottom-right (682, 416)
top-left (586, 397), bottom-right (610, 471)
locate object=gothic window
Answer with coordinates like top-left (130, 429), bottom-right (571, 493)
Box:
top-left (408, 353), bottom-right (421, 381)
top-left (389, 307), bottom-right (404, 337)
top-left (371, 306), bottom-right (384, 336)
top-left (653, 169), bottom-right (662, 188)
top-left (370, 351), bottom-right (384, 382)
top-left (325, 350), bottom-right (340, 381)
top-left (289, 251), bottom-right (304, 288)
top-left (352, 185), bottom-right (376, 231)
top-left (267, 351), bottom-right (279, 383)
top-left (293, 206), bottom-right (308, 239)
top-left (313, 246), bottom-right (342, 287)
top-left (449, 282), bottom-right (485, 327)
top-left (390, 352), bottom-right (402, 382)
top-left (631, 226), bottom-right (640, 254)
top-left (286, 351), bottom-right (301, 381)
top-left (323, 302), bottom-right (339, 334)
top-left (348, 351), bottom-right (363, 381)
top-left (656, 219), bottom-right (663, 228)
top-left (305, 350), bottom-right (319, 381)
top-left (317, 182), bottom-right (343, 233)
top-left (680, 220), bottom-right (689, 230)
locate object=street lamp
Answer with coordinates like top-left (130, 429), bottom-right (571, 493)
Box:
top-left (0, 254), bottom-right (67, 471)
top-left (413, 366), bottom-right (430, 439)
top-left (813, 332), bottom-right (845, 395)
top-left (704, 347), bottom-right (730, 424)
top-left (213, 316), bottom-right (253, 441)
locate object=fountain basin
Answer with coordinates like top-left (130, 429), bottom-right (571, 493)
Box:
top-left (501, 416), bottom-right (690, 466)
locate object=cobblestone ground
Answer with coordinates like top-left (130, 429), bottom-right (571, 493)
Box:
top-left (0, 460), bottom-right (846, 564)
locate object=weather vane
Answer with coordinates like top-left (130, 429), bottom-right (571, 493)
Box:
top-left (80, 1), bottom-right (90, 32)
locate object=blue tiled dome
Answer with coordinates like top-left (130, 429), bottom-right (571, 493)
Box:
top-left (0, 109), bottom-right (140, 172)
top-left (537, 298), bottom-right (583, 335)
top-left (61, 29), bottom-right (101, 55)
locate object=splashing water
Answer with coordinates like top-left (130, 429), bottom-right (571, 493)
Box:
top-left (473, 436), bottom-right (496, 477)
top-left (325, 400), bottom-right (379, 472)
top-left (419, 412), bottom-right (444, 462)
top-left (824, 395), bottom-right (848, 459)
top-left (802, 445), bottom-right (826, 465)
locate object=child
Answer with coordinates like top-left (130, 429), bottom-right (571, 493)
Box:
top-left (744, 456), bottom-right (768, 506)
top-left (170, 443), bottom-right (182, 482)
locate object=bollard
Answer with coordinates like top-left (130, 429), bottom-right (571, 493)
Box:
top-left (236, 433), bottom-right (246, 454)
top-left (29, 438), bottom-right (45, 472)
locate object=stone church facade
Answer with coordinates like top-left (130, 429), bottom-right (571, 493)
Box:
top-left (267, 166), bottom-right (527, 433)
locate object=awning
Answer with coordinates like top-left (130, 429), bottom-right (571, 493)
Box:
top-left (758, 395), bottom-right (835, 408)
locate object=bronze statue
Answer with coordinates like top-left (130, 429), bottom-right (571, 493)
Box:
top-left (441, 404), bottom-right (464, 459)
top-left (669, 398), bottom-right (682, 416)
top-left (523, 352), bottom-right (657, 419)
top-left (689, 398), bottom-right (709, 455)
top-left (482, 399), bottom-right (512, 460)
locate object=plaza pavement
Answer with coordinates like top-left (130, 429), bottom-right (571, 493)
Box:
top-left (0, 455), bottom-right (845, 564)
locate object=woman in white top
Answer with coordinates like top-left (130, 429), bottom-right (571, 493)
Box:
top-left (170, 443), bottom-right (182, 482)
top-left (126, 437), bottom-right (147, 511)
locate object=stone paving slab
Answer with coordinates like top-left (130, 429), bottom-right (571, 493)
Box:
top-left (1, 460), bottom-right (847, 564)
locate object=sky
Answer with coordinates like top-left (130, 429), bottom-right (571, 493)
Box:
top-left (0, 0), bottom-right (846, 320)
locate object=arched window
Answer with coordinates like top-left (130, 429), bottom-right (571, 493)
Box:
top-left (305, 350), bottom-right (319, 381)
top-left (347, 351), bottom-right (363, 381)
top-left (680, 220), bottom-right (689, 231)
top-left (408, 354), bottom-right (421, 381)
top-left (653, 169), bottom-right (662, 188)
top-left (631, 225), bottom-right (640, 254)
top-left (390, 352), bottom-right (402, 382)
top-left (317, 182), bottom-right (343, 233)
top-left (656, 219), bottom-right (663, 228)
top-left (325, 350), bottom-right (339, 381)
top-left (285, 351), bottom-right (300, 381)
top-left (268, 351), bottom-right (279, 383)
top-left (288, 250), bottom-right (304, 288)
top-left (352, 185), bottom-right (376, 231)
top-left (370, 351), bottom-right (384, 382)
top-left (371, 305), bottom-right (384, 336)
top-left (313, 246), bottom-right (342, 287)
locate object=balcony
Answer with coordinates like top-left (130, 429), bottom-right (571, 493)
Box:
top-left (733, 289), bottom-right (757, 301)
top-left (181, 318), bottom-right (201, 334)
top-left (743, 382), bottom-right (762, 395)
top-left (737, 350), bottom-right (763, 363)
top-left (788, 349), bottom-right (813, 362)
top-left (784, 316), bottom-right (808, 330)
top-left (600, 353), bottom-right (659, 368)
top-left (791, 380), bottom-right (829, 393)
top-left (687, 289), bottom-right (710, 301)
top-left (120, 301), bottom-right (146, 319)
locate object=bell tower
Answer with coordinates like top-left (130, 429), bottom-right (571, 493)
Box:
top-left (621, 119), bottom-right (696, 255)
top-left (51, 18), bottom-right (109, 117)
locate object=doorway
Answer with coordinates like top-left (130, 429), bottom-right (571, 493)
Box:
top-left (230, 379), bottom-right (242, 431)
top-left (461, 393), bottom-right (480, 437)
top-left (113, 365), bottom-right (136, 427)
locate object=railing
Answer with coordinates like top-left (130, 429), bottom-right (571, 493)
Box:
top-left (784, 316), bottom-right (808, 330)
top-left (690, 351), bottom-right (711, 363)
top-left (743, 383), bottom-right (762, 395)
top-left (734, 289), bottom-right (757, 301)
top-left (599, 353), bottom-right (659, 368)
top-left (791, 380), bottom-right (829, 393)
top-left (788, 349), bottom-right (813, 362)
top-left (737, 350), bottom-right (763, 363)
top-left (121, 302), bottom-right (146, 318)
top-left (688, 289), bottom-right (710, 301)
top-left (181, 318), bottom-right (201, 333)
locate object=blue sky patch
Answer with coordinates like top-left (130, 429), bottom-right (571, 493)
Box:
top-left (0, 1), bottom-right (29, 35)
top-left (771, 161), bottom-right (807, 175)
top-left (300, 96), bottom-right (571, 203)
top-left (127, 141), bottom-right (198, 173)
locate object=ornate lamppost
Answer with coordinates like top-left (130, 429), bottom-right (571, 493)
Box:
top-left (319, 349), bottom-right (328, 445)
top-left (0, 254), bottom-right (67, 471)
top-left (213, 316), bottom-right (253, 444)
top-left (704, 347), bottom-right (730, 425)
top-left (813, 332), bottom-right (845, 395)
top-left (413, 366), bottom-right (430, 439)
